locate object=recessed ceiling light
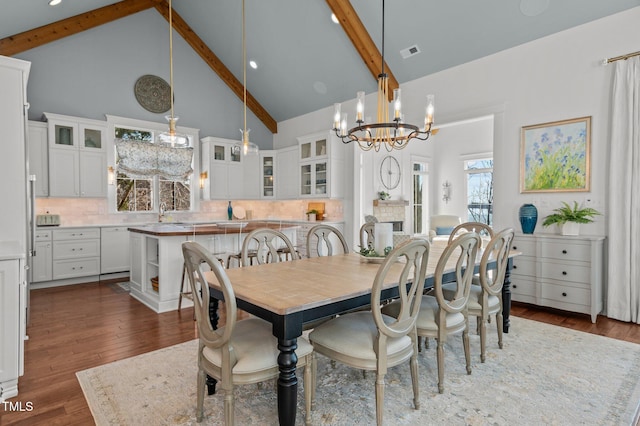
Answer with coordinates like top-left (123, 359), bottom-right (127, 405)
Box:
top-left (331, 13), bottom-right (339, 24)
top-left (249, 60), bottom-right (258, 69)
top-left (49, 0), bottom-right (62, 5)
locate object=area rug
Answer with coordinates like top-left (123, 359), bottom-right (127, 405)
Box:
top-left (76, 317), bottom-right (640, 425)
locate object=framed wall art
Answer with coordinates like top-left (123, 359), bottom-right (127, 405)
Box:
top-left (520, 116), bottom-right (591, 193)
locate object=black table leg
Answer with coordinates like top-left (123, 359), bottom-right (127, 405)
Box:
top-left (502, 258), bottom-right (513, 333)
top-left (206, 296), bottom-right (219, 395)
top-left (277, 338), bottom-right (298, 426)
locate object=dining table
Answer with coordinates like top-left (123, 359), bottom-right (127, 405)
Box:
top-left (204, 241), bottom-right (518, 426)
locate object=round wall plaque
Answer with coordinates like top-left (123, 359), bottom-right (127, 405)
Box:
top-left (134, 75), bottom-right (171, 114)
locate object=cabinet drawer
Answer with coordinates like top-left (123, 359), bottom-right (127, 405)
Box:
top-left (541, 282), bottom-right (590, 306)
top-left (511, 257), bottom-right (536, 277)
top-left (539, 241), bottom-right (590, 262)
top-left (35, 230), bottom-right (52, 241)
top-left (511, 238), bottom-right (536, 256)
top-left (510, 277), bottom-right (536, 297)
top-left (53, 228), bottom-right (100, 241)
top-left (540, 261), bottom-right (590, 284)
top-left (53, 258), bottom-right (100, 279)
top-left (53, 239), bottom-right (100, 260)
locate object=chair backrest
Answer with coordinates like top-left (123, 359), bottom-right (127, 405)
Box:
top-left (371, 239), bottom-right (430, 339)
top-left (182, 241), bottom-right (236, 349)
top-left (448, 222), bottom-right (494, 244)
top-left (478, 228), bottom-right (515, 296)
top-left (306, 224), bottom-right (349, 257)
top-left (241, 228), bottom-right (298, 266)
top-left (359, 223), bottom-right (375, 250)
top-left (433, 232), bottom-right (481, 315)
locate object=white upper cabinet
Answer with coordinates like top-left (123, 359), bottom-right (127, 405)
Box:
top-left (260, 150), bottom-right (276, 199)
top-left (297, 131), bottom-right (345, 199)
top-left (28, 121), bottom-right (49, 197)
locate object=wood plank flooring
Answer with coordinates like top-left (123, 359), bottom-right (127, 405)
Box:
top-left (1, 281), bottom-right (639, 425)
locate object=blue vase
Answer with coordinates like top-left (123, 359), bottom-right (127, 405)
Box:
top-left (519, 204), bottom-right (538, 234)
top-left (227, 201), bottom-right (233, 220)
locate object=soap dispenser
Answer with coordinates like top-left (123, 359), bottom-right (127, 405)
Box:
top-left (227, 201), bottom-right (233, 220)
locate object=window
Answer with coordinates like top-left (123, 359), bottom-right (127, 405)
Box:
top-left (412, 161), bottom-right (429, 235)
top-left (465, 158), bottom-right (493, 225)
top-left (109, 116), bottom-right (197, 214)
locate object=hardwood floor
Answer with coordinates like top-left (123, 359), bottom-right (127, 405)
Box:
top-left (2, 282), bottom-right (639, 425)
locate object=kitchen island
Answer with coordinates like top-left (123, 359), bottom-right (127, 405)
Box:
top-left (127, 221), bottom-right (300, 313)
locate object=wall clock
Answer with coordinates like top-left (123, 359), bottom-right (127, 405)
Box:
top-left (134, 75), bottom-right (171, 114)
top-left (380, 155), bottom-right (401, 190)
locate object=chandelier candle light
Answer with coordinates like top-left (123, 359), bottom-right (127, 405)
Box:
top-left (156, 0), bottom-right (188, 147)
top-left (332, 0), bottom-right (435, 151)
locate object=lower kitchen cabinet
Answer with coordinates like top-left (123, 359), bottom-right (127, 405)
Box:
top-left (52, 228), bottom-right (100, 280)
top-left (100, 226), bottom-right (130, 274)
top-left (31, 230), bottom-right (53, 282)
top-left (510, 233), bottom-right (605, 323)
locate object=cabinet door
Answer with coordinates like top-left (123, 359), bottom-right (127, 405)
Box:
top-left (79, 151), bottom-right (107, 197)
top-left (48, 119), bottom-right (78, 149)
top-left (31, 242), bottom-right (53, 282)
top-left (0, 259), bottom-right (19, 384)
top-left (300, 163), bottom-right (312, 195)
top-left (261, 153), bottom-right (275, 198)
top-left (79, 123), bottom-right (105, 151)
top-left (242, 154), bottom-right (260, 199)
top-left (49, 148), bottom-right (79, 197)
top-left (28, 122), bottom-right (49, 197)
top-left (209, 163), bottom-right (229, 199)
top-left (101, 227), bottom-right (130, 274)
top-left (276, 147), bottom-right (298, 199)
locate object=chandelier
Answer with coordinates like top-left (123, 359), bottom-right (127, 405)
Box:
top-left (156, 0), bottom-right (188, 147)
top-left (232, 0), bottom-right (259, 156)
top-left (332, 0), bottom-right (435, 152)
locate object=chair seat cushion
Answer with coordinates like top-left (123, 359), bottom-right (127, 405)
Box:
top-left (309, 311), bottom-right (412, 363)
top-left (415, 295), bottom-right (465, 333)
top-left (467, 285), bottom-right (500, 313)
top-left (203, 318), bottom-right (313, 375)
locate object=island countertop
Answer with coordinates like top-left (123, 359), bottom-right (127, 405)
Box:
top-left (127, 221), bottom-right (301, 237)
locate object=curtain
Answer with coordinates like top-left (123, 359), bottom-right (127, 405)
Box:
top-left (607, 56), bottom-right (640, 323)
top-left (115, 139), bottom-right (194, 181)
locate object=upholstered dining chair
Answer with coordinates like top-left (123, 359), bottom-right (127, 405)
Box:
top-left (454, 228), bottom-right (514, 362)
top-left (309, 239), bottom-right (430, 426)
top-left (306, 224), bottom-right (349, 257)
top-left (181, 241), bottom-right (314, 425)
top-left (240, 228), bottom-right (298, 266)
top-left (359, 222), bottom-right (375, 251)
top-left (385, 232), bottom-right (480, 394)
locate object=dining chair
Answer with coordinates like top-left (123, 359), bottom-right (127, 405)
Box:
top-left (181, 241), bottom-right (314, 425)
top-left (359, 222), bottom-right (375, 251)
top-left (385, 232), bottom-right (480, 394)
top-left (453, 228), bottom-right (514, 362)
top-left (306, 224), bottom-right (349, 257)
top-left (448, 222), bottom-right (494, 246)
top-left (309, 238), bottom-right (430, 426)
top-left (240, 227), bottom-right (298, 266)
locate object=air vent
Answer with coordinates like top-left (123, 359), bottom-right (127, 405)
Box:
top-left (400, 45), bottom-right (421, 59)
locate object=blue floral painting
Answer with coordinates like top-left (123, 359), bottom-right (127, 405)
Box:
top-left (520, 116), bottom-right (591, 192)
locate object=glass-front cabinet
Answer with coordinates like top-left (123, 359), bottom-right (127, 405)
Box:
top-left (297, 131), bottom-right (344, 198)
top-left (260, 151), bottom-right (276, 198)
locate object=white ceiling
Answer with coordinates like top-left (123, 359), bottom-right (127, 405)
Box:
top-left (2, 0), bottom-right (639, 123)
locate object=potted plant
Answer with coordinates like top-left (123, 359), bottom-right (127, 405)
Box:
top-left (306, 209), bottom-right (319, 222)
top-left (542, 201), bottom-right (601, 236)
top-left (378, 191), bottom-right (390, 200)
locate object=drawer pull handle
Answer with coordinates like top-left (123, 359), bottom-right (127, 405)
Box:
top-left (513, 265), bottom-right (517, 269)
top-left (562, 250), bottom-right (567, 254)
top-left (513, 284), bottom-right (517, 289)
top-left (562, 271), bottom-right (567, 275)
top-left (513, 246), bottom-right (517, 250)
top-left (562, 292), bottom-right (567, 297)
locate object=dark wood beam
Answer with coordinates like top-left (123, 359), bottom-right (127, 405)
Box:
top-left (154, 1), bottom-right (277, 134)
top-left (325, 0), bottom-right (398, 102)
top-left (0, 0), bottom-right (162, 56)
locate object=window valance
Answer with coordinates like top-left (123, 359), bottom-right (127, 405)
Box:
top-left (115, 139), bottom-right (194, 181)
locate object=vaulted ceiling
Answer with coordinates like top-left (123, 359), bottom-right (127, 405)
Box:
top-left (1, 0), bottom-right (639, 134)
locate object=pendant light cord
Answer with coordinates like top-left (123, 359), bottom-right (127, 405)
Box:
top-left (381, 0), bottom-right (385, 76)
top-left (169, 0), bottom-right (175, 123)
top-left (242, 0), bottom-right (248, 141)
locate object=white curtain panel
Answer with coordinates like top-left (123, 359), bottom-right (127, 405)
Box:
top-left (607, 56), bottom-right (640, 323)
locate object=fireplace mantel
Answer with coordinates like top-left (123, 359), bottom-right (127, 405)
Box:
top-left (373, 199), bottom-right (409, 207)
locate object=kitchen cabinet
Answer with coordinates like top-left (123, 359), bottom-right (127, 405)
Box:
top-left (52, 228), bottom-right (100, 280)
top-left (100, 226), bottom-right (130, 274)
top-left (44, 113), bottom-right (107, 198)
top-left (31, 229), bottom-right (52, 283)
top-left (0, 257), bottom-right (24, 399)
top-left (201, 136), bottom-right (260, 200)
top-left (260, 150), bottom-right (276, 198)
top-left (28, 121), bottom-right (49, 197)
top-left (276, 146), bottom-right (298, 199)
top-left (510, 234), bottom-right (605, 322)
top-left (297, 131), bottom-right (345, 198)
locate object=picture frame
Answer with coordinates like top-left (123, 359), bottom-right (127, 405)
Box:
top-left (520, 116), bottom-right (591, 193)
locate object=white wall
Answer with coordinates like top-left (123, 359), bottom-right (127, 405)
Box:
top-left (276, 6), bottom-right (640, 237)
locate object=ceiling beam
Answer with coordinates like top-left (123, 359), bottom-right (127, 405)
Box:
top-left (0, 0), bottom-right (162, 57)
top-left (154, 1), bottom-right (277, 134)
top-left (326, 0), bottom-right (398, 102)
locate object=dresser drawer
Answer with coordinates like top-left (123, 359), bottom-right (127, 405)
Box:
top-left (511, 239), bottom-right (536, 257)
top-left (53, 258), bottom-right (100, 279)
top-left (53, 239), bottom-right (100, 260)
top-left (541, 282), bottom-right (590, 306)
top-left (511, 257), bottom-right (536, 277)
top-left (35, 230), bottom-right (52, 241)
top-left (540, 261), bottom-right (590, 284)
top-left (53, 228), bottom-right (100, 241)
top-left (511, 277), bottom-right (536, 297)
top-left (539, 241), bottom-right (590, 262)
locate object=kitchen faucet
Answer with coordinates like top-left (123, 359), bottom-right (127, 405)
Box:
top-left (159, 202), bottom-right (166, 222)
